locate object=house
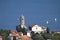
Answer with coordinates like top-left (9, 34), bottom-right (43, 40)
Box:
top-left (29, 24), bottom-right (46, 33)
top-left (9, 30), bottom-right (31, 40)
top-left (54, 30), bottom-right (60, 34)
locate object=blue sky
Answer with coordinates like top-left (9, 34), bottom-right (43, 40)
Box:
top-left (0, 0), bottom-right (60, 30)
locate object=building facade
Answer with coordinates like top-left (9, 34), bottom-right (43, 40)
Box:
top-left (29, 24), bottom-right (46, 33)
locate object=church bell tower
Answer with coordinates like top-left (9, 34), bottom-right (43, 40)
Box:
top-left (20, 15), bottom-right (26, 28)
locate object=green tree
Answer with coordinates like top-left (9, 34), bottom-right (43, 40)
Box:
top-left (0, 29), bottom-right (10, 40)
top-left (52, 33), bottom-right (60, 40)
top-left (16, 25), bottom-right (27, 35)
top-left (46, 27), bottom-right (50, 33)
top-left (32, 33), bottom-right (44, 40)
top-left (21, 27), bottom-right (27, 35)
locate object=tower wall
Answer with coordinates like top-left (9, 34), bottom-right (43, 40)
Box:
top-left (20, 15), bottom-right (25, 25)
top-left (20, 15), bottom-right (25, 28)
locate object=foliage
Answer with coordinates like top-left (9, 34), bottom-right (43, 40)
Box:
top-left (31, 29), bottom-right (45, 40)
top-left (16, 25), bottom-right (27, 35)
top-left (52, 33), bottom-right (60, 40)
top-left (31, 33), bottom-right (45, 40)
top-left (42, 33), bottom-right (52, 40)
top-left (21, 27), bottom-right (27, 35)
top-left (0, 27), bottom-right (60, 40)
top-left (0, 29), bottom-right (10, 40)
top-left (46, 27), bottom-right (50, 33)
top-left (16, 25), bottom-right (21, 32)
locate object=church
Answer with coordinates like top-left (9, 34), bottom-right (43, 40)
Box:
top-left (16, 15), bottom-right (27, 32)
top-left (16, 15), bottom-right (46, 34)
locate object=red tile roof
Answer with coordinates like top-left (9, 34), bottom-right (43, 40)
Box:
top-left (0, 36), bottom-right (2, 38)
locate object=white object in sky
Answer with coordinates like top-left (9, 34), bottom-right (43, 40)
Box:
top-left (46, 21), bottom-right (49, 24)
top-left (55, 18), bottom-right (57, 22)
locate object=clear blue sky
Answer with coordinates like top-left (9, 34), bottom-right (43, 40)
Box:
top-left (0, 0), bottom-right (60, 30)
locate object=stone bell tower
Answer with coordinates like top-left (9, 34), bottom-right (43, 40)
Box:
top-left (20, 15), bottom-right (26, 28)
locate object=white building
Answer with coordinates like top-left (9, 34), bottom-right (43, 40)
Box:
top-left (27, 31), bottom-right (31, 37)
top-left (29, 24), bottom-right (46, 33)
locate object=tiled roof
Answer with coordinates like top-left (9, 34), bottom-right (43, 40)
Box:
top-left (29, 24), bottom-right (37, 27)
top-left (10, 30), bottom-right (18, 34)
top-left (20, 35), bottom-right (31, 40)
top-left (0, 36), bottom-right (2, 38)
